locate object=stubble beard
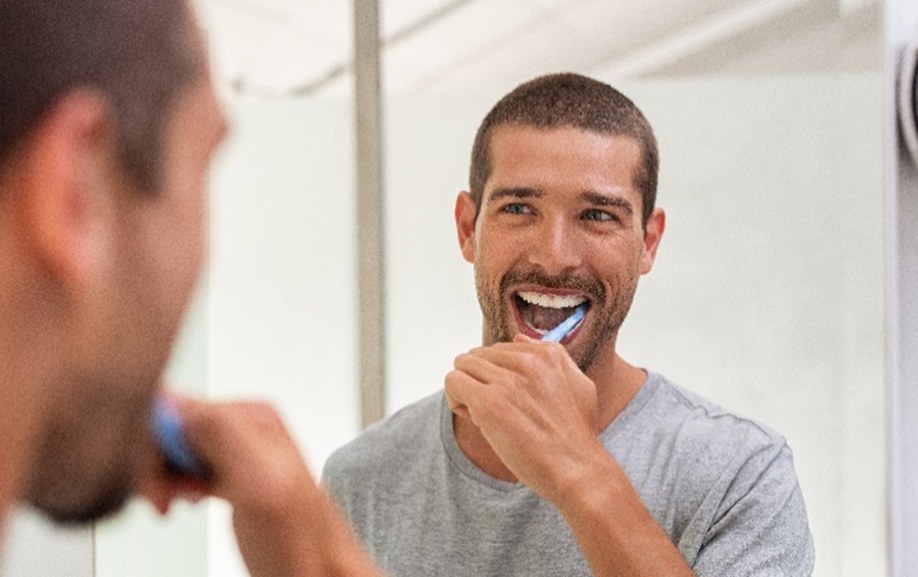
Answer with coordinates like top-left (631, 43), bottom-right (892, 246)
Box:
top-left (25, 372), bottom-right (157, 525)
top-left (475, 265), bottom-right (639, 373)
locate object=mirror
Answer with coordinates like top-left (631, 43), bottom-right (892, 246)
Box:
top-left (82, 1), bottom-right (886, 577)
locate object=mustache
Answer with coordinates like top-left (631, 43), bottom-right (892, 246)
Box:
top-left (499, 268), bottom-right (605, 303)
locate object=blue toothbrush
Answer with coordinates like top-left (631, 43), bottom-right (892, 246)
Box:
top-left (151, 398), bottom-right (210, 479)
top-left (540, 304), bottom-right (588, 343)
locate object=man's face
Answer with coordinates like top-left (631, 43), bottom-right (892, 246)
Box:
top-left (26, 66), bottom-right (227, 523)
top-left (457, 125), bottom-right (662, 372)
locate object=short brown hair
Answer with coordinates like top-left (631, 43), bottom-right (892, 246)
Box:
top-left (469, 73), bottom-right (659, 226)
top-left (0, 0), bottom-right (202, 192)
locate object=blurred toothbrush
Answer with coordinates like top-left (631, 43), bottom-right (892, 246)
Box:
top-left (151, 397), bottom-right (210, 479)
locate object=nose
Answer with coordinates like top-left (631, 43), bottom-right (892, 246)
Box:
top-left (527, 215), bottom-right (583, 275)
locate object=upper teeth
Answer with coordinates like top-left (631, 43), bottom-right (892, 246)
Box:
top-left (517, 291), bottom-right (586, 309)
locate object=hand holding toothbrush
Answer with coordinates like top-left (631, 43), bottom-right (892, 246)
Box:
top-left (444, 307), bottom-right (605, 505)
top-left (144, 396), bottom-right (382, 577)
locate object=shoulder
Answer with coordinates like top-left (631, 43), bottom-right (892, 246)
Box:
top-left (621, 374), bottom-right (813, 573)
top-left (639, 372), bottom-right (788, 458)
top-left (322, 391), bottom-right (443, 491)
top-left (615, 372), bottom-right (802, 506)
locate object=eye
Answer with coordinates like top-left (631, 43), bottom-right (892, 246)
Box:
top-left (582, 209), bottom-right (619, 222)
top-left (501, 203), bottom-right (533, 215)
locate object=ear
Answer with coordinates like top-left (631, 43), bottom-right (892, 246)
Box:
top-left (16, 89), bottom-right (118, 287)
top-left (454, 191), bottom-right (477, 264)
top-left (639, 208), bottom-right (665, 275)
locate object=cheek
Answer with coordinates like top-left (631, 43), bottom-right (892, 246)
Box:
top-left (173, 196), bottom-right (206, 298)
top-left (474, 226), bottom-right (517, 269)
top-left (149, 192), bottom-right (206, 314)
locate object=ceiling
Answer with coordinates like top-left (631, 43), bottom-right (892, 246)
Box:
top-left (197, 0), bottom-right (881, 98)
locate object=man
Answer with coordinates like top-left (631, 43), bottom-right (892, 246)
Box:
top-left (0, 1), bottom-right (379, 576)
top-left (323, 73), bottom-right (815, 576)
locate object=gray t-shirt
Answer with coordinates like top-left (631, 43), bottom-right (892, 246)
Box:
top-left (323, 372), bottom-right (815, 576)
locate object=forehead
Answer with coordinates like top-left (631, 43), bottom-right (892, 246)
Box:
top-left (485, 125), bottom-right (641, 200)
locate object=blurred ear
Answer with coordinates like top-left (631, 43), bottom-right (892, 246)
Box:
top-left (640, 208), bottom-right (665, 275)
top-left (17, 89), bottom-right (118, 288)
top-left (454, 191), bottom-right (476, 264)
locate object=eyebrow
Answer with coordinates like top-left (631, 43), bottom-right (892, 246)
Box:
top-left (487, 187), bottom-right (635, 216)
top-left (578, 191), bottom-right (634, 215)
top-left (487, 187), bottom-right (543, 203)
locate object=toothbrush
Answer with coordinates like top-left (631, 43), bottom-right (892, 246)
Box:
top-left (149, 305), bottom-right (588, 477)
top-left (540, 304), bottom-right (588, 343)
top-left (151, 397), bottom-right (210, 479)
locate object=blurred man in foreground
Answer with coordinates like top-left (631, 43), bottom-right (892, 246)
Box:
top-left (0, 1), bottom-right (379, 575)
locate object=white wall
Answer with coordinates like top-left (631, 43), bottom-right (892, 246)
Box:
top-left (384, 73), bottom-right (885, 577)
top-left (204, 94), bottom-right (359, 577)
top-left (0, 509), bottom-right (92, 577)
top-left (622, 74), bottom-right (885, 577)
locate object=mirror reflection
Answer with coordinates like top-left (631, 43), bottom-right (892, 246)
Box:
top-left (1, 1), bottom-right (884, 576)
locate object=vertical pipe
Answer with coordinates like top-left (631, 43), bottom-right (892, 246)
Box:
top-left (354, 0), bottom-right (386, 428)
top-left (886, 1), bottom-right (918, 575)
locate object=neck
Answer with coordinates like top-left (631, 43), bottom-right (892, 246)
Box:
top-left (453, 339), bottom-right (646, 483)
top-left (581, 338), bottom-right (647, 431)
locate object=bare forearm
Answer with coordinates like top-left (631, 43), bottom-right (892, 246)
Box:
top-left (232, 489), bottom-right (382, 577)
top-left (311, 492), bottom-right (386, 577)
top-left (553, 455), bottom-right (695, 577)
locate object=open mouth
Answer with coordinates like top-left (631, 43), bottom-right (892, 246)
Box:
top-left (513, 290), bottom-right (589, 339)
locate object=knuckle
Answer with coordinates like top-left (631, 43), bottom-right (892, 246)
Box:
top-left (516, 350), bottom-right (541, 373)
top-left (545, 342), bottom-right (566, 361)
top-left (444, 369), bottom-right (462, 389)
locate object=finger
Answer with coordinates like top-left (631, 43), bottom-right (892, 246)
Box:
top-left (453, 352), bottom-right (516, 385)
top-left (138, 465), bottom-right (209, 515)
top-left (443, 386), bottom-right (471, 420)
top-left (175, 400), bottom-right (276, 497)
top-left (512, 333), bottom-right (538, 344)
top-left (462, 341), bottom-right (569, 377)
top-left (468, 340), bottom-right (542, 354)
top-left (444, 369), bottom-right (490, 421)
top-left (139, 474), bottom-right (173, 515)
top-left (182, 399), bottom-right (320, 518)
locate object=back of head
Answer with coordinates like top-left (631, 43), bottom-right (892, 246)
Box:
top-left (0, 0), bottom-right (201, 192)
top-left (469, 73), bottom-right (659, 226)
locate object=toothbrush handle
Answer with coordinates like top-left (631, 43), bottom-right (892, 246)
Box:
top-left (151, 398), bottom-right (210, 479)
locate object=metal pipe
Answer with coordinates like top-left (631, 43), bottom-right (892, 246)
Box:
top-left (354, 0), bottom-right (386, 428)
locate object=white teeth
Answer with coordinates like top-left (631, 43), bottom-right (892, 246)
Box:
top-left (517, 291), bottom-right (586, 309)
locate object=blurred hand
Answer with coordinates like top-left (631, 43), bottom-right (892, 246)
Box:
top-left (142, 396), bottom-right (382, 577)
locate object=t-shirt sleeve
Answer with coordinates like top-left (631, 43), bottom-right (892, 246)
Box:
top-left (320, 449), bottom-right (354, 513)
top-left (692, 441), bottom-right (815, 577)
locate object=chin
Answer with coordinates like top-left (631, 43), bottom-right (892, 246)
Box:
top-left (32, 475), bottom-right (134, 525)
top-left (26, 448), bottom-right (136, 525)
top-left (25, 393), bottom-right (150, 526)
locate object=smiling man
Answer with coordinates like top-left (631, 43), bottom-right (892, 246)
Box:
top-left (323, 73), bottom-right (815, 576)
